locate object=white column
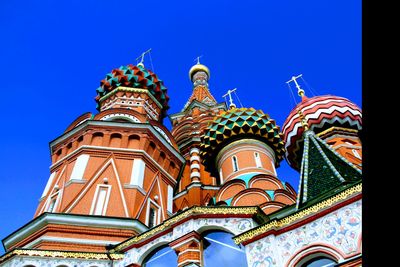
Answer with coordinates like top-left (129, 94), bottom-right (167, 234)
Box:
top-left (167, 185), bottom-right (173, 213)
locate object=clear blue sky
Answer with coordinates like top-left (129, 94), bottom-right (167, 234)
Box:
top-left (0, 0), bottom-right (361, 254)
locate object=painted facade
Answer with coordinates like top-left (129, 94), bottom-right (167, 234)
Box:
top-left (0, 59), bottom-right (362, 267)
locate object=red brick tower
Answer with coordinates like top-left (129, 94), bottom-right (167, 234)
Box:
top-left (170, 61), bottom-right (227, 211)
top-left (3, 62), bottom-right (185, 253)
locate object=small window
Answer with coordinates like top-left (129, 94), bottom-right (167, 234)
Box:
top-left (148, 207), bottom-right (157, 228)
top-left (232, 156), bottom-right (239, 172)
top-left (47, 192), bottom-right (59, 212)
top-left (254, 152), bottom-right (262, 168)
top-left (91, 185), bottom-right (111, 215)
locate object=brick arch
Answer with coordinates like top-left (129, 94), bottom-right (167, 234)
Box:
top-left (248, 174), bottom-right (283, 191)
top-left (260, 201), bottom-right (286, 215)
top-left (216, 179), bottom-right (246, 202)
top-left (274, 189), bottom-right (296, 205)
top-left (93, 107), bottom-right (146, 123)
top-left (287, 243), bottom-right (345, 267)
top-left (137, 242), bottom-right (172, 265)
top-left (231, 188), bottom-right (271, 206)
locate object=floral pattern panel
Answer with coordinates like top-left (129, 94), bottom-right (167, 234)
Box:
top-left (246, 200), bottom-right (361, 267)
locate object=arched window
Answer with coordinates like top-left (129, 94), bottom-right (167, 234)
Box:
top-left (254, 152), bottom-right (262, 168)
top-left (300, 256), bottom-right (337, 267)
top-left (143, 245), bottom-right (177, 267)
top-left (232, 155), bottom-right (239, 172)
top-left (203, 231), bottom-right (247, 266)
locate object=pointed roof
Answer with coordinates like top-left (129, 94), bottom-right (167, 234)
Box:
top-left (296, 130), bottom-right (362, 208)
top-left (182, 85), bottom-right (217, 112)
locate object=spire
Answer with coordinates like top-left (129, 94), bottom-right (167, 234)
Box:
top-left (296, 130), bottom-right (362, 208)
top-left (222, 88), bottom-right (237, 109)
top-left (287, 74), bottom-right (308, 101)
top-left (183, 58), bottom-right (217, 110)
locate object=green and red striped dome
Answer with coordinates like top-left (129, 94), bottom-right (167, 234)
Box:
top-left (95, 64), bottom-right (169, 116)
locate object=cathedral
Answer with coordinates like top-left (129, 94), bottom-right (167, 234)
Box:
top-left (0, 57), bottom-right (362, 267)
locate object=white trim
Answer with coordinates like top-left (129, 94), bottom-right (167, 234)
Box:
top-left (49, 121), bottom-right (184, 163)
top-left (135, 173), bottom-right (160, 221)
top-left (156, 177), bottom-right (166, 221)
top-left (190, 172), bottom-right (201, 178)
top-left (41, 172), bottom-right (56, 198)
top-left (170, 236), bottom-right (201, 249)
top-left (100, 113), bottom-right (140, 123)
top-left (39, 165), bottom-right (66, 214)
top-left (190, 148), bottom-right (200, 154)
top-left (50, 145), bottom-right (178, 186)
top-left (352, 149), bottom-right (361, 159)
top-left (69, 154), bottom-right (90, 180)
top-left (225, 168), bottom-right (276, 182)
top-left (167, 185), bottom-right (173, 214)
top-left (190, 155), bottom-right (200, 162)
top-left (178, 259), bottom-right (201, 266)
top-left (178, 249), bottom-right (201, 256)
top-left (190, 163), bottom-right (200, 170)
top-left (45, 191), bottom-right (60, 212)
top-left (146, 199), bottom-right (161, 227)
top-left (232, 191), bottom-right (270, 206)
top-left (89, 184), bottom-right (112, 216)
top-left (3, 213), bottom-right (148, 249)
top-left (130, 158), bottom-right (146, 187)
top-left (111, 159), bottom-right (130, 217)
top-left (24, 235), bottom-right (120, 248)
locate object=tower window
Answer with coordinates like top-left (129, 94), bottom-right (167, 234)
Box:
top-left (148, 207), bottom-right (157, 228)
top-left (47, 192), bottom-right (59, 212)
top-left (254, 152), bottom-right (262, 168)
top-left (90, 185), bottom-right (111, 216)
top-left (232, 156), bottom-right (239, 172)
top-left (147, 199), bottom-right (160, 228)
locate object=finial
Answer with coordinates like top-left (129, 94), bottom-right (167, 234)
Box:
top-left (136, 48), bottom-right (152, 68)
top-left (194, 55), bottom-right (203, 65)
top-left (296, 108), bottom-right (309, 131)
top-left (287, 74), bottom-right (306, 99)
top-left (222, 88), bottom-right (237, 109)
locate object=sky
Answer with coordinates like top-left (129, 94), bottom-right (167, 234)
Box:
top-left (0, 0), bottom-right (361, 255)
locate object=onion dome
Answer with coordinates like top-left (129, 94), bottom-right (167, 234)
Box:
top-left (200, 107), bottom-right (285, 176)
top-left (282, 95), bottom-right (362, 171)
top-left (189, 63), bottom-right (210, 81)
top-left (95, 64), bottom-right (169, 117)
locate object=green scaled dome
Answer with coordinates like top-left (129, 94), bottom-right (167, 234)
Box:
top-left (200, 107), bottom-right (285, 176)
top-left (95, 64), bottom-right (169, 118)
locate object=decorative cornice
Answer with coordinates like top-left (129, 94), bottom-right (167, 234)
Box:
top-left (233, 183), bottom-right (362, 245)
top-left (2, 213), bottom-right (148, 250)
top-left (0, 248), bottom-right (123, 263)
top-left (98, 86), bottom-right (163, 109)
top-left (316, 126), bottom-right (358, 138)
top-left (110, 206), bottom-right (260, 252)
